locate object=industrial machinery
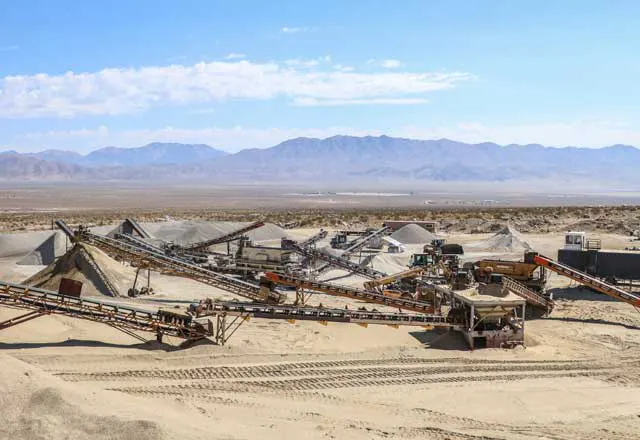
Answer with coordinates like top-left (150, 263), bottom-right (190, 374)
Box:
top-left (558, 231), bottom-right (640, 285)
top-left (474, 251), bottom-right (547, 293)
top-left (533, 253), bottom-right (640, 308)
top-left (0, 280), bottom-right (212, 343)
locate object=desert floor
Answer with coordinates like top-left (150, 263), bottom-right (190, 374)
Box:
top-left (1, 225), bottom-right (639, 440)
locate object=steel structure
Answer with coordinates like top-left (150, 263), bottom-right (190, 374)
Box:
top-left (501, 276), bottom-right (553, 314)
top-left (0, 280), bottom-right (211, 342)
top-left (284, 241), bottom-right (386, 279)
top-left (123, 218), bottom-right (151, 239)
top-left (298, 229), bottom-right (328, 247)
top-left (79, 231), bottom-right (284, 303)
top-left (363, 267), bottom-right (424, 291)
top-left (533, 254), bottom-right (640, 308)
top-left (183, 220), bottom-right (266, 252)
top-left (190, 300), bottom-right (453, 345)
top-left (341, 226), bottom-right (391, 257)
top-left (263, 272), bottom-right (437, 314)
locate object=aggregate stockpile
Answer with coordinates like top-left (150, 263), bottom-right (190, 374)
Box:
top-left (470, 224), bottom-right (532, 252)
top-left (17, 231), bottom-right (68, 265)
top-left (23, 243), bottom-right (145, 297)
top-left (390, 224), bottom-right (438, 244)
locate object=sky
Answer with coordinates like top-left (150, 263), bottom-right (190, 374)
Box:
top-left (1, 0), bottom-right (640, 153)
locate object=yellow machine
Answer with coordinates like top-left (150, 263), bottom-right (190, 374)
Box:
top-left (474, 252), bottom-right (547, 292)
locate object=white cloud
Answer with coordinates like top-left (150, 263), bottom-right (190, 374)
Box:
top-left (281, 27), bottom-right (310, 33)
top-left (223, 53), bottom-right (246, 60)
top-left (381, 59), bottom-right (402, 69)
top-left (293, 97), bottom-right (429, 106)
top-left (13, 120), bottom-right (640, 154)
top-left (0, 60), bottom-right (473, 118)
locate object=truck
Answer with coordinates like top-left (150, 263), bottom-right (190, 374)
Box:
top-left (558, 231), bottom-right (640, 284)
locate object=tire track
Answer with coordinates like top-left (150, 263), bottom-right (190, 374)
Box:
top-left (55, 357), bottom-right (601, 382)
top-left (109, 368), bottom-right (613, 394)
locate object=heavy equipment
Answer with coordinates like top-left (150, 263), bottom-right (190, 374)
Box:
top-left (0, 280), bottom-right (211, 343)
top-left (474, 252), bottom-right (547, 293)
top-left (533, 253), bottom-right (640, 309)
top-left (558, 231), bottom-right (640, 285)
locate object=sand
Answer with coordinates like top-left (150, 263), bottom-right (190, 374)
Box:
top-left (17, 231), bottom-right (69, 265)
top-left (468, 224), bottom-right (532, 252)
top-left (390, 223), bottom-right (438, 244)
top-left (1, 227), bottom-right (640, 439)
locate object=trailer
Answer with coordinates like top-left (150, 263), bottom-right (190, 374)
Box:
top-left (558, 232), bottom-right (640, 284)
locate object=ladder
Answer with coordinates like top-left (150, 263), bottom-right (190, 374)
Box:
top-left (501, 276), bottom-right (553, 313)
top-left (533, 254), bottom-right (640, 308)
top-left (263, 272), bottom-right (436, 314)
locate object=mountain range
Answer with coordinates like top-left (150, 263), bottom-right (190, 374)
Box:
top-left (1, 137), bottom-right (639, 186)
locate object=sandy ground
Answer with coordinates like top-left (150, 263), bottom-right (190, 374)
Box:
top-left (1, 227), bottom-right (640, 439)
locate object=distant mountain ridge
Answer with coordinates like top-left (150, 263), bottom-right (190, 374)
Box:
top-left (24, 142), bottom-right (227, 167)
top-left (1, 136), bottom-right (639, 185)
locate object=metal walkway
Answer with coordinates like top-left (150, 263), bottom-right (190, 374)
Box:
top-left (263, 272), bottom-right (437, 314)
top-left (533, 254), bottom-right (640, 308)
top-left (0, 280), bottom-right (211, 341)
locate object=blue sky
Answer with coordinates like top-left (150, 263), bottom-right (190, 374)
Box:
top-left (1, 0), bottom-right (639, 153)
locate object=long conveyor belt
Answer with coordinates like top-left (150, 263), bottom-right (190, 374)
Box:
top-left (0, 280), bottom-right (211, 340)
top-left (287, 241), bottom-right (386, 279)
top-left (81, 232), bottom-right (283, 303)
top-left (533, 254), bottom-right (640, 308)
top-left (192, 300), bottom-right (453, 327)
top-left (184, 220), bottom-right (266, 251)
top-left (263, 272), bottom-right (438, 314)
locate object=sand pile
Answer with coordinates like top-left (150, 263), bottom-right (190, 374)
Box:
top-left (17, 231), bottom-right (69, 265)
top-left (23, 243), bottom-right (154, 297)
top-left (0, 354), bottom-right (168, 440)
top-left (390, 224), bottom-right (437, 244)
top-left (152, 221), bottom-right (290, 246)
top-left (470, 224), bottom-right (532, 252)
top-left (0, 230), bottom-right (62, 259)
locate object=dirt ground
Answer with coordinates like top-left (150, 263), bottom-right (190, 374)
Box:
top-left (1, 221), bottom-right (640, 440)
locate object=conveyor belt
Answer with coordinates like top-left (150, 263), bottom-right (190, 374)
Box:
top-left (533, 254), bottom-right (640, 308)
top-left (287, 241), bottom-right (386, 279)
top-left (0, 280), bottom-right (211, 340)
top-left (263, 272), bottom-right (437, 314)
top-left (501, 276), bottom-right (553, 313)
top-left (184, 221), bottom-right (265, 251)
top-left (299, 229), bottom-right (328, 247)
top-left (81, 232), bottom-right (283, 303)
top-left (124, 218), bottom-right (151, 239)
top-left (55, 219), bottom-right (75, 241)
top-left (363, 267), bottom-right (424, 290)
top-left (193, 300), bottom-right (452, 327)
